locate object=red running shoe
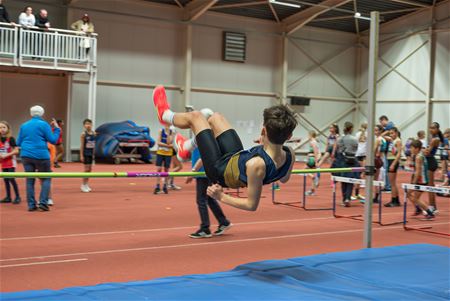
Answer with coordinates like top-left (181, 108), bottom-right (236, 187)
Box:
top-left (174, 133), bottom-right (191, 161)
top-left (153, 85), bottom-right (170, 125)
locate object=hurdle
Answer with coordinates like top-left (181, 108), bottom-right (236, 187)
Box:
top-left (331, 176), bottom-right (402, 226)
top-left (271, 174), bottom-right (334, 211)
top-left (401, 183), bottom-right (450, 236)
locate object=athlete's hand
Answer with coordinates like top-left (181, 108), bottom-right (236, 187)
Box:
top-left (207, 184), bottom-right (224, 200)
top-left (80, 155), bottom-right (84, 163)
top-left (389, 166), bottom-right (394, 172)
top-left (185, 176), bottom-right (193, 184)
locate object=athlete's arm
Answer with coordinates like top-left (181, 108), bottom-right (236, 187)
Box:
top-left (208, 157), bottom-right (265, 211)
top-left (412, 155), bottom-right (422, 184)
top-left (280, 147), bottom-right (295, 183)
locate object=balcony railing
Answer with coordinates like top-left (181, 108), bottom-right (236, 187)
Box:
top-left (0, 22), bottom-right (97, 72)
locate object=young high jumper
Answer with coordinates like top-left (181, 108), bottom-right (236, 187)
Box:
top-left (152, 85), bottom-right (297, 211)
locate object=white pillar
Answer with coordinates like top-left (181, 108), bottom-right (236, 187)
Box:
top-left (280, 34), bottom-right (288, 105)
top-left (87, 70), bottom-right (97, 127)
top-left (363, 11), bottom-right (380, 249)
top-left (425, 26), bottom-right (436, 135)
top-left (184, 24), bottom-right (192, 108)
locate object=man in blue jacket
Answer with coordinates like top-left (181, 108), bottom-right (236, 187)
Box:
top-left (17, 105), bottom-right (60, 211)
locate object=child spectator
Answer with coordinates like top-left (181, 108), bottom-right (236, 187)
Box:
top-left (305, 131), bottom-right (321, 196)
top-left (0, 121), bottom-right (20, 204)
top-left (407, 140), bottom-right (435, 220)
top-left (154, 124), bottom-right (174, 194)
top-left (80, 119), bottom-right (95, 193)
top-left (439, 128), bottom-right (449, 182)
top-left (46, 142), bottom-right (56, 205)
top-left (417, 130), bottom-right (427, 148)
top-left (52, 119), bottom-right (64, 168)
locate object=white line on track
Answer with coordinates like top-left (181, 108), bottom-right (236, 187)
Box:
top-left (2, 209), bottom-right (431, 241)
top-left (0, 217), bottom-right (335, 241)
top-left (1, 222), bottom-right (447, 263)
top-left (0, 258), bottom-right (88, 268)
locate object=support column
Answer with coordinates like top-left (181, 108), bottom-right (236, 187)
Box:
top-left (363, 11), bottom-right (380, 249)
top-left (425, 24), bottom-right (436, 134)
top-left (65, 73), bottom-right (73, 162)
top-left (184, 24), bottom-right (193, 108)
top-left (87, 69), bottom-right (97, 127)
top-left (280, 34), bottom-right (288, 105)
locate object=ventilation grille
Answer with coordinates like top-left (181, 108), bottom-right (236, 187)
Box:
top-left (223, 32), bottom-right (246, 63)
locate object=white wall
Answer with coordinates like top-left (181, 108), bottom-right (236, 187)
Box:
top-left (359, 0), bottom-right (450, 140)
top-left (66, 0), bottom-right (359, 151)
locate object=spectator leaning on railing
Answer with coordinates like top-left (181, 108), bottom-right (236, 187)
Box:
top-left (18, 6), bottom-right (35, 27)
top-left (71, 14), bottom-right (94, 55)
top-left (35, 9), bottom-right (50, 29)
top-left (0, 0), bottom-right (11, 23)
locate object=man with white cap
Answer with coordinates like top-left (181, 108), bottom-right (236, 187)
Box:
top-left (16, 105), bottom-right (60, 211)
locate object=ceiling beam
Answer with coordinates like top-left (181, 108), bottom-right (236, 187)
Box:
top-left (173, 0), bottom-right (183, 8)
top-left (282, 0), bottom-right (352, 35)
top-left (211, 1), bottom-right (267, 10)
top-left (387, 0), bottom-right (431, 8)
top-left (268, 2), bottom-right (281, 23)
top-left (184, 0), bottom-right (218, 21)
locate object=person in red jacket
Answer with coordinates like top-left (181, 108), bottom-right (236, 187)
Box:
top-left (53, 119), bottom-right (64, 168)
top-left (0, 121), bottom-right (21, 204)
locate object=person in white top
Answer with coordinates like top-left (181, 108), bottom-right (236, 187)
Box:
top-left (18, 6), bottom-right (35, 27)
top-left (353, 123), bottom-right (367, 201)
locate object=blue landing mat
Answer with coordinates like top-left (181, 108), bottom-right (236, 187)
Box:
top-left (1, 244), bottom-right (449, 300)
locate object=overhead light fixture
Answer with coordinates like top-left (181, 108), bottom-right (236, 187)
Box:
top-left (354, 12), bottom-right (371, 21)
top-left (269, 0), bottom-right (301, 9)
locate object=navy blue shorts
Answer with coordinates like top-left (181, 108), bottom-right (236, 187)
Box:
top-left (156, 154), bottom-right (172, 169)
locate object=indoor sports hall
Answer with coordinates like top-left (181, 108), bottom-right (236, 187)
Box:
top-left (0, 0), bottom-right (449, 300)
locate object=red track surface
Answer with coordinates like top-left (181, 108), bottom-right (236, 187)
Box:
top-left (1, 162), bottom-right (449, 292)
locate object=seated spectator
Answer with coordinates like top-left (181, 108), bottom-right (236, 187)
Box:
top-left (35, 9), bottom-right (50, 29)
top-left (18, 6), bottom-right (35, 27)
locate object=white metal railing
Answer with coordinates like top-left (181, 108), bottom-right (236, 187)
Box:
top-left (0, 22), bottom-right (97, 72)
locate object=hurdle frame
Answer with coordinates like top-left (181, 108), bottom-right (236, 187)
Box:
top-left (331, 176), bottom-right (403, 226)
top-left (402, 183), bottom-right (450, 236)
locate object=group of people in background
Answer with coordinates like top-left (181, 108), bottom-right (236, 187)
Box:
top-left (0, 0), bottom-right (95, 58)
top-left (0, 106), bottom-right (96, 211)
top-left (302, 115), bottom-right (449, 220)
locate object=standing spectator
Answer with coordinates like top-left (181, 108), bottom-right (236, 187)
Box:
top-left (16, 106), bottom-right (60, 211)
top-left (154, 124), bottom-right (174, 194)
top-left (53, 119), bottom-right (64, 168)
top-left (18, 6), bottom-right (35, 27)
top-left (34, 9), bottom-right (50, 59)
top-left (424, 122), bottom-right (444, 214)
top-left (35, 9), bottom-right (50, 29)
top-left (71, 13), bottom-right (94, 56)
top-left (332, 121), bottom-right (359, 207)
top-left (353, 123), bottom-right (367, 201)
top-left (379, 116), bottom-right (394, 192)
top-left (417, 130), bottom-right (427, 148)
top-left (0, 121), bottom-right (21, 204)
top-left (384, 127), bottom-right (402, 207)
top-left (80, 118), bottom-right (95, 193)
top-left (439, 128), bottom-right (449, 182)
top-left (187, 147), bottom-right (232, 238)
top-left (0, 0), bottom-right (11, 23)
top-left (372, 125), bottom-right (387, 204)
top-left (305, 131), bottom-right (321, 196)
